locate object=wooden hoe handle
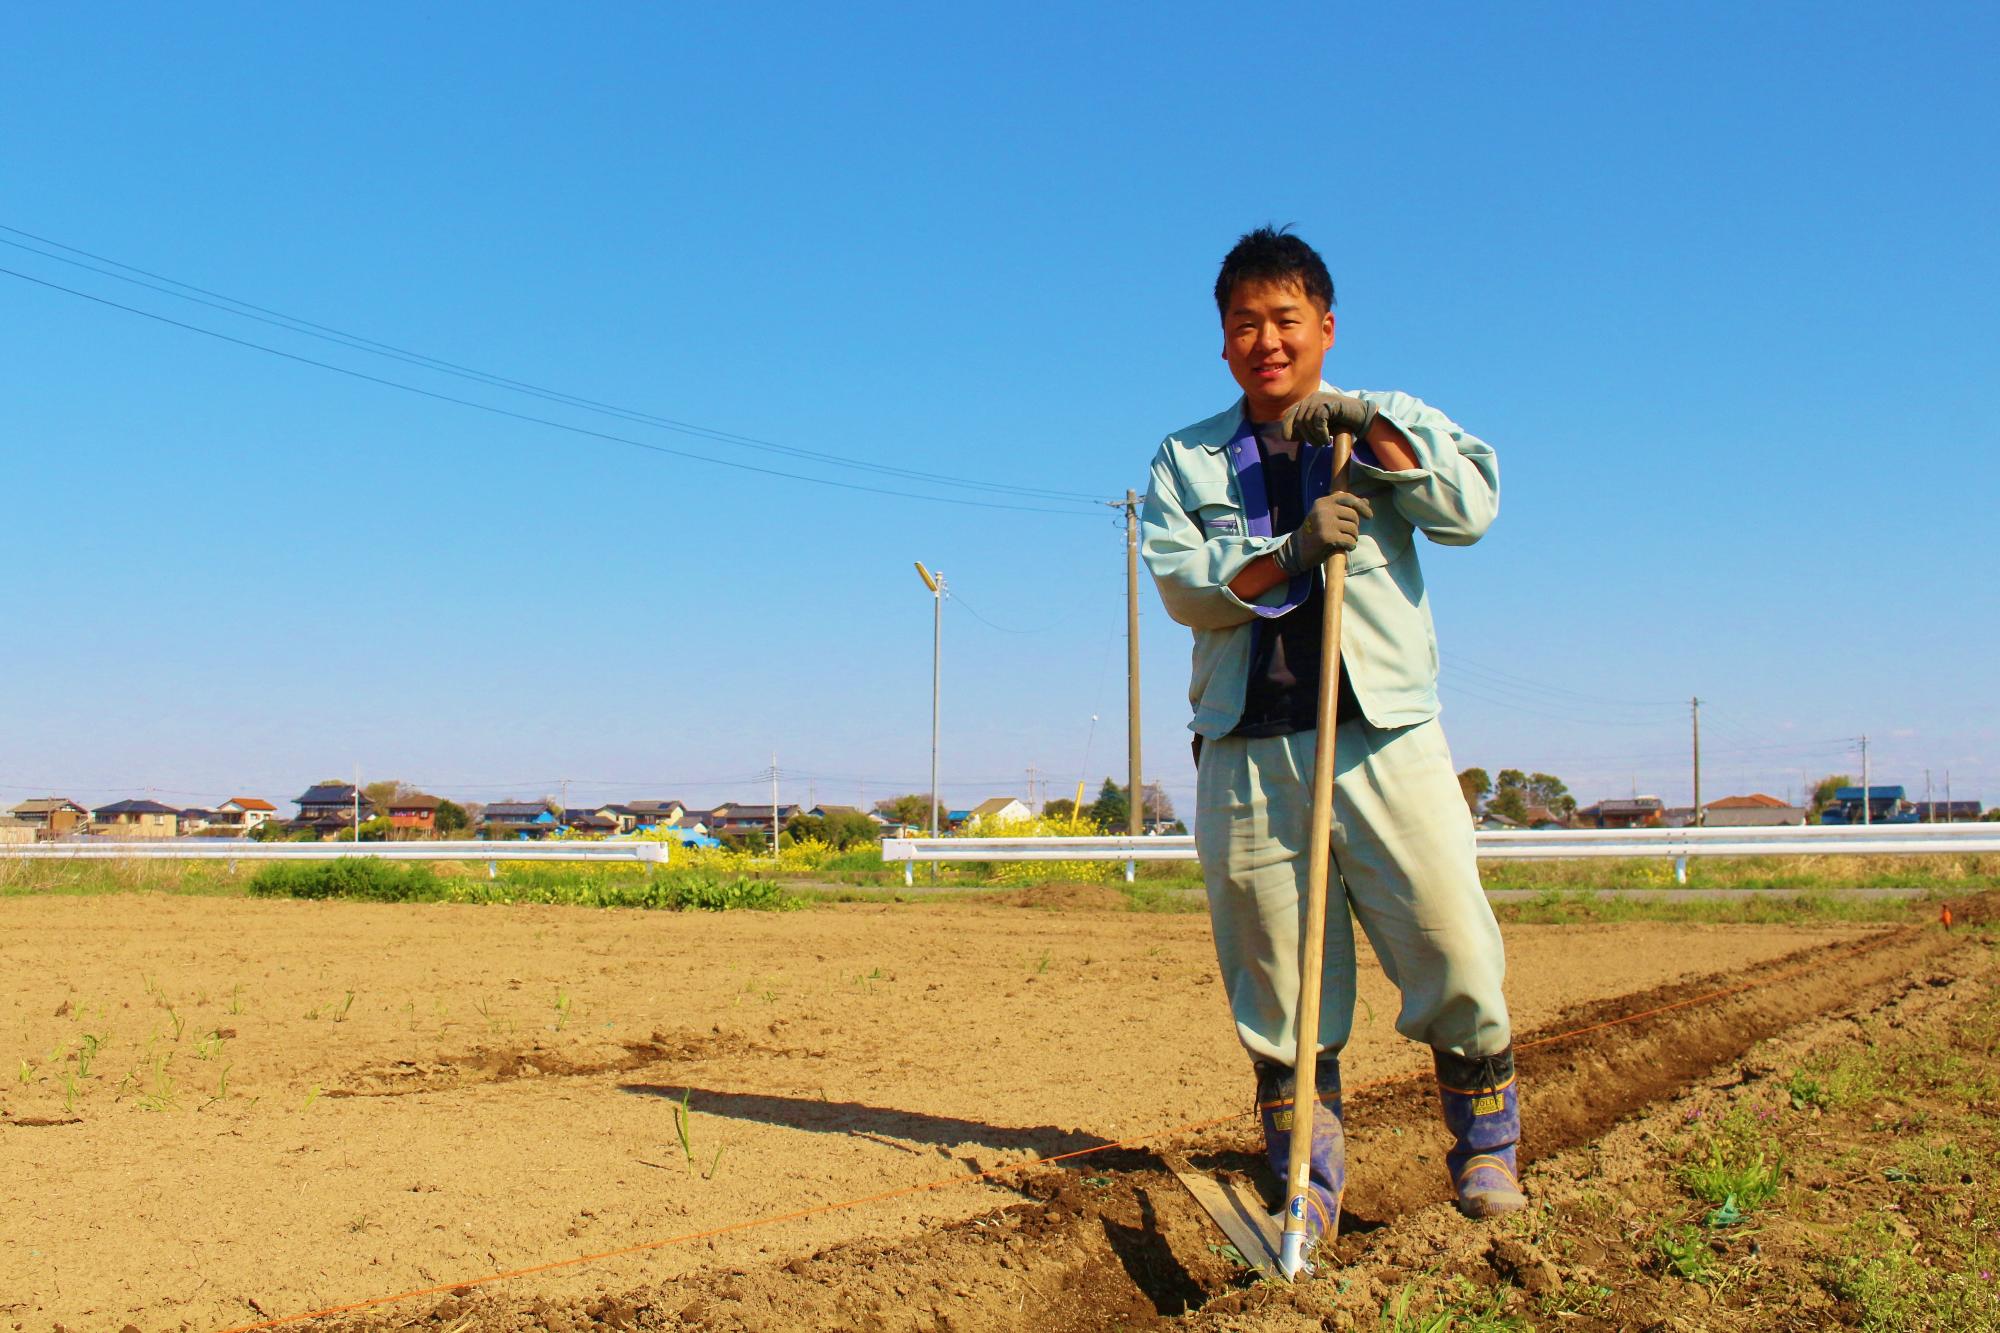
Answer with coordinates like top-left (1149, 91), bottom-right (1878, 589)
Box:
top-left (1278, 432), bottom-right (1353, 1278)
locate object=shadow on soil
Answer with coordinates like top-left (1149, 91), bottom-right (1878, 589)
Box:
top-left (618, 1083), bottom-right (1115, 1159)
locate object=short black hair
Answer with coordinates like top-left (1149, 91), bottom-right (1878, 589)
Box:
top-left (1213, 225), bottom-right (1334, 317)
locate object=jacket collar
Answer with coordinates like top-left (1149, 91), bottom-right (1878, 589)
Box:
top-left (1192, 381), bottom-right (1344, 449)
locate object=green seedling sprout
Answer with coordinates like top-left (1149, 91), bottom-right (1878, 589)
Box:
top-left (671, 1088), bottom-right (696, 1170)
top-left (76, 1033), bottom-right (103, 1077)
top-left (15, 1058), bottom-right (32, 1085)
top-left (553, 989), bottom-right (572, 1032)
top-left (227, 984), bottom-right (245, 1016)
top-left (168, 1008), bottom-right (186, 1041)
top-left (301, 1085), bottom-right (322, 1112)
top-left (63, 1072), bottom-right (79, 1114)
top-left (333, 991), bottom-right (356, 1024)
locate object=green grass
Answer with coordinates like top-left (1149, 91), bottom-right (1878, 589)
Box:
top-left (246, 859), bottom-right (798, 911)
top-left (1489, 887), bottom-right (1931, 926)
top-left (1379, 1278), bottom-right (1532, 1331)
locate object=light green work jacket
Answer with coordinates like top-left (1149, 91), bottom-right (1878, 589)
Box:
top-left (1140, 384), bottom-right (1499, 738)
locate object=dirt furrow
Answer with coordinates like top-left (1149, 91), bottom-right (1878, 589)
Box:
top-left (334, 914), bottom-right (1976, 1333)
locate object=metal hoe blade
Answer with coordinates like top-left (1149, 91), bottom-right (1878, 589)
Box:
top-left (1170, 1158), bottom-right (1287, 1280)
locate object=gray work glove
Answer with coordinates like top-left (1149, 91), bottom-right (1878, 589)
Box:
top-left (1280, 391), bottom-right (1378, 448)
top-left (1272, 494), bottom-right (1374, 575)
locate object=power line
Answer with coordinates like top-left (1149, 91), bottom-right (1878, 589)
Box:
top-left (0, 266), bottom-right (1101, 518)
top-left (0, 224), bottom-right (1104, 507)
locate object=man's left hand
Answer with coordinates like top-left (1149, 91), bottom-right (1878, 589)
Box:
top-left (1280, 391), bottom-right (1378, 448)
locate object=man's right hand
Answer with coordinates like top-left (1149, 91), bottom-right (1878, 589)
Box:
top-left (1273, 494), bottom-right (1374, 576)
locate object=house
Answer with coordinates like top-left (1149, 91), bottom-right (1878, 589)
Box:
top-left (482, 802), bottom-right (557, 838)
top-left (1475, 809), bottom-right (1524, 831)
top-left (179, 808), bottom-right (215, 834)
top-left (1580, 797), bottom-right (1666, 830)
top-left (966, 797), bottom-right (1032, 825)
top-left (388, 793), bottom-right (443, 837)
top-left (1701, 794), bottom-right (1807, 828)
top-left (0, 817), bottom-right (37, 846)
top-left (1521, 804), bottom-right (1574, 830)
top-left (91, 799), bottom-right (181, 838)
top-left (1820, 786), bottom-right (1917, 825)
top-left (560, 809), bottom-right (620, 836)
top-left (8, 798), bottom-right (89, 839)
top-left (213, 797), bottom-right (276, 833)
top-left (623, 799), bottom-right (689, 828)
top-left (292, 784), bottom-right (375, 836)
top-left (708, 804), bottom-right (802, 842)
top-left (593, 804), bottom-right (640, 835)
top-left (1912, 800), bottom-right (1983, 823)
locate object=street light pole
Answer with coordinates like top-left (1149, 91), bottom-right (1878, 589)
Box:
top-left (915, 562), bottom-right (943, 837)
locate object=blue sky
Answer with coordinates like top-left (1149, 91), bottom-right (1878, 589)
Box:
top-left (4, 2), bottom-right (1995, 818)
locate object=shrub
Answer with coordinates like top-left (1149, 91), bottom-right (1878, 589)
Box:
top-left (961, 813), bottom-right (1115, 885)
top-left (249, 858), bottom-right (442, 902)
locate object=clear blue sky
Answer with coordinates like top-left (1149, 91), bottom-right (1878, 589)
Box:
top-left (4, 2), bottom-right (1995, 818)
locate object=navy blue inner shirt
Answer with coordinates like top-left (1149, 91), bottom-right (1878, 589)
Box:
top-left (1227, 424), bottom-right (1362, 739)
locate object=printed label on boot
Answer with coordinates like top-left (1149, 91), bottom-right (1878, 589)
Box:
top-left (1472, 1093), bottom-right (1505, 1116)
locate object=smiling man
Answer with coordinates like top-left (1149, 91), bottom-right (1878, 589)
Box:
top-left (1140, 227), bottom-right (1521, 1256)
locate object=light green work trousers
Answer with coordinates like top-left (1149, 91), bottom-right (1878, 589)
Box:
top-left (1193, 716), bottom-right (1510, 1066)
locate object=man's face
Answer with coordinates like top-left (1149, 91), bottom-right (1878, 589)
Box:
top-left (1220, 277), bottom-right (1335, 421)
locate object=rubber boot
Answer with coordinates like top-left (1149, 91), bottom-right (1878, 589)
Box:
top-left (1434, 1046), bottom-right (1527, 1218)
top-left (1255, 1054), bottom-right (1345, 1248)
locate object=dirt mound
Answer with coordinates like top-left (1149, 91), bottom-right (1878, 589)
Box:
top-left (982, 882), bottom-right (1134, 911)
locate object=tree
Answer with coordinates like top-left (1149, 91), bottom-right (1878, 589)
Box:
top-left (874, 794), bottom-right (932, 829)
top-left (1457, 767), bottom-right (1492, 814)
top-left (1089, 778), bottom-right (1129, 831)
top-left (1138, 782), bottom-right (1175, 825)
top-left (1487, 786), bottom-right (1530, 824)
top-left (1524, 773), bottom-right (1576, 821)
top-left (1041, 797), bottom-right (1085, 826)
top-left (786, 809), bottom-right (878, 849)
top-left (1809, 774), bottom-right (1854, 819)
top-left (362, 779), bottom-right (405, 814)
top-left (435, 800), bottom-right (469, 835)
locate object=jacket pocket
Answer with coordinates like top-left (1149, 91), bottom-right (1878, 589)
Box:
top-left (1183, 481), bottom-right (1244, 539)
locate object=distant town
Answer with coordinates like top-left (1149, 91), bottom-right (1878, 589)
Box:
top-left (2, 775), bottom-right (1989, 849)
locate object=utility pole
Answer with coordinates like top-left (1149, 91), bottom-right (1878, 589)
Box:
top-left (1690, 697), bottom-right (1702, 827)
top-left (1026, 762), bottom-right (1038, 811)
top-left (1945, 769), bottom-right (1952, 823)
top-left (1860, 735), bottom-right (1871, 826)
top-left (915, 563), bottom-right (943, 837)
top-left (1925, 768), bottom-right (1933, 823)
top-left (353, 763), bottom-right (361, 843)
top-left (1124, 490), bottom-right (1143, 837)
top-left (770, 754), bottom-right (780, 853)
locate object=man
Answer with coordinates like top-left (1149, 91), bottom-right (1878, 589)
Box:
top-left (1140, 227), bottom-right (1522, 1253)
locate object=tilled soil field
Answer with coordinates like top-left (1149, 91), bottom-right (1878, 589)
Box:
top-left (0, 892), bottom-right (1985, 1332)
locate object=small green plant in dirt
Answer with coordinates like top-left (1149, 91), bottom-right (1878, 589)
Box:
top-left (669, 1088), bottom-right (725, 1180)
top-left (1787, 1047), bottom-right (1884, 1111)
top-left (137, 1055), bottom-right (179, 1111)
top-left (1679, 1109), bottom-right (1784, 1214)
top-left (63, 1071), bottom-right (80, 1114)
top-left (192, 1031), bottom-right (225, 1060)
top-left (1380, 1277), bottom-right (1529, 1331)
top-left (17, 1058), bottom-right (34, 1085)
top-left (552, 989), bottom-right (572, 1032)
top-left (75, 1033), bottom-right (104, 1077)
top-left (301, 1084), bottom-right (323, 1112)
top-left (1653, 1222), bottom-right (1718, 1283)
top-left (333, 991), bottom-right (356, 1023)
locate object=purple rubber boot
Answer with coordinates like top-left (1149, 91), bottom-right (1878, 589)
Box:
top-left (1255, 1054), bottom-right (1345, 1247)
top-left (1434, 1047), bottom-right (1527, 1218)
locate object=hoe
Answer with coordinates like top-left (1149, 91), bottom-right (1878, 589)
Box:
top-left (1173, 430), bottom-right (1353, 1281)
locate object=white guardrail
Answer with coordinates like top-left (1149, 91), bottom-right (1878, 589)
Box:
top-left (0, 839), bottom-right (669, 878)
top-left (882, 823), bottom-right (2000, 886)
